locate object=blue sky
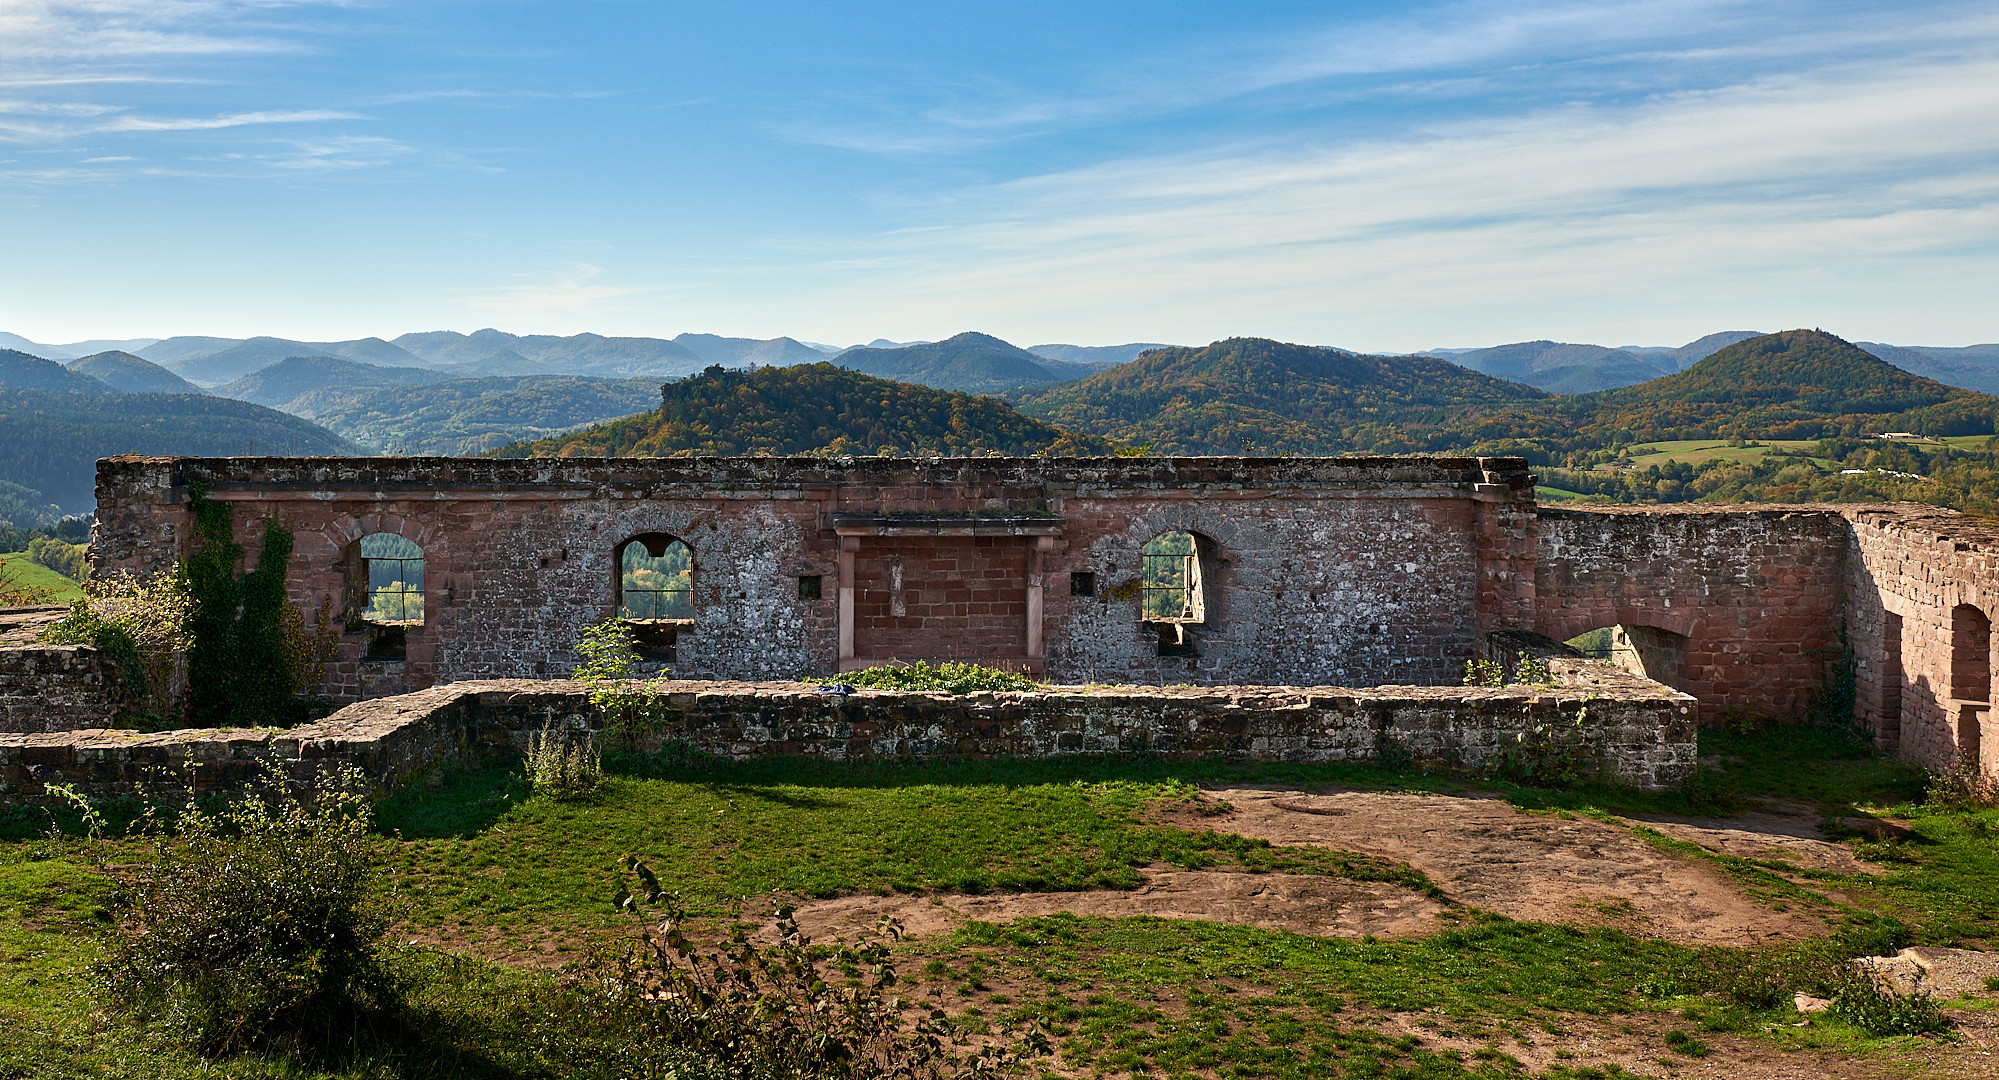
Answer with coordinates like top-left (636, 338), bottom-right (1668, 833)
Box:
top-left (3, 0), bottom-right (1996, 350)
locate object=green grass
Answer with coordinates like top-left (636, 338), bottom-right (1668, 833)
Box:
top-left (916, 914), bottom-right (1701, 1078)
top-left (1536, 485), bottom-right (1587, 502)
top-left (6, 730), bottom-right (1993, 1077)
top-left (0, 551), bottom-right (83, 603)
top-left (377, 756), bottom-right (1441, 937)
top-left (1611, 439), bottom-right (1823, 471)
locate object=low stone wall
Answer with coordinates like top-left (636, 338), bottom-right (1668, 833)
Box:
top-left (1, 606), bottom-right (133, 735)
top-left (0, 660), bottom-right (1697, 806)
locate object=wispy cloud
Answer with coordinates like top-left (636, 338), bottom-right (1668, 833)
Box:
top-left (101, 108), bottom-right (359, 131)
top-left (800, 43), bottom-right (1999, 345)
top-left (778, 0), bottom-right (1997, 156)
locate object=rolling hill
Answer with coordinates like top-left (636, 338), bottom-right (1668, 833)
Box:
top-left (284, 374), bottom-right (664, 455)
top-left (1010, 337), bottom-right (1553, 455)
top-left (672, 334), bottom-right (828, 368)
top-left (391, 329), bottom-right (705, 378)
top-left (215, 356), bottom-right (452, 409)
top-left (66, 351), bottom-right (206, 395)
top-left (1563, 329), bottom-right (1997, 443)
top-left (1029, 342), bottom-right (1174, 366)
top-left (0, 349), bottom-right (115, 395)
top-left (497, 363), bottom-right (1113, 458)
top-left (1425, 332), bottom-right (1765, 393)
top-left (0, 388), bottom-right (361, 512)
top-left (145, 335), bottom-right (432, 385)
top-left (834, 332), bottom-right (1089, 394)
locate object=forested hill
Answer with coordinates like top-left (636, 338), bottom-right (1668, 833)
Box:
top-left (493, 363), bottom-right (1113, 458)
top-left (835, 332), bottom-right (1085, 394)
top-left (1549, 329), bottom-right (1998, 444)
top-left (0, 389), bottom-right (361, 513)
top-left (1008, 337), bottom-right (1552, 455)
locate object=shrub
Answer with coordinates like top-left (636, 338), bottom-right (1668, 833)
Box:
top-left (845, 660), bottom-right (1039, 695)
top-left (528, 718), bottom-right (602, 799)
top-left (1926, 757), bottom-right (1999, 809)
top-left (39, 569), bottom-right (194, 719)
top-left (96, 763), bottom-right (401, 1059)
top-left (576, 858), bottom-right (1025, 1079)
top-left (1826, 970), bottom-right (1952, 1036)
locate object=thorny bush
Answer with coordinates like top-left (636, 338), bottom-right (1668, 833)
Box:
top-left (96, 762), bottom-right (403, 1060)
top-left (576, 856), bottom-right (1039, 1079)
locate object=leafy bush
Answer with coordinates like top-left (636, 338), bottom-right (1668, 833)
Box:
top-left (97, 763), bottom-right (402, 1058)
top-left (577, 857), bottom-right (1022, 1079)
top-left (1826, 970), bottom-right (1952, 1036)
top-left (573, 617), bottom-right (670, 742)
top-left (844, 660), bottom-right (1039, 695)
top-left (528, 718), bottom-right (602, 799)
top-left (39, 569), bottom-right (193, 718)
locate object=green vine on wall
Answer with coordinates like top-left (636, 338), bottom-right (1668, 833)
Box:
top-left (183, 488), bottom-right (308, 727)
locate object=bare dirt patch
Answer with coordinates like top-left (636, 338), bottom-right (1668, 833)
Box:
top-left (1198, 786), bottom-right (1836, 946)
top-left (783, 868), bottom-right (1449, 943)
top-left (1629, 800), bottom-right (1887, 877)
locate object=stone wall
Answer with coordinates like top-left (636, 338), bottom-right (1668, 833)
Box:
top-left (1534, 506), bottom-right (1850, 726)
top-left (0, 606), bottom-right (133, 734)
top-left (91, 455), bottom-right (1540, 698)
top-left (0, 659), bottom-right (1698, 807)
top-left (1843, 504), bottom-right (1999, 774)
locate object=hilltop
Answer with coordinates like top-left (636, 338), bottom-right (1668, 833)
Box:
top-left (1011, 337), bottom-right (1551, 455)
top-left (0, 349), bottom-right (115, 396)
top-left (287, 374), bottom-right (663, 455)
top-left (216, 356), bottom-right (451, 409)
top-left (497, 363), bottom-right (1112, 458)
top-left (65, 351), bottom-right (205, 395)
top-left (0, 388), bottom-right (360, 512)
top-left (835, 332), bottom-right (1096, 394)
top-left (1565, 329), bottom-right (1996, 442)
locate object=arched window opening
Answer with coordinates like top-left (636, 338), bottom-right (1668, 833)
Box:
top-left (1142, 531), bottom-right (1206, 656)
top-left (616, 533), bottom-right (693, 659)
top-left (344, 532), bottom-right (423, 662)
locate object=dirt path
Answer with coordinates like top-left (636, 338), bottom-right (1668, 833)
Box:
top-left (787, 868), bottom-right (1449, 943)
top-left (1181, 786), bottom-right (1842, 946)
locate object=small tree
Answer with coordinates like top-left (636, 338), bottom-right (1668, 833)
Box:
top-left (574, 617), bottom-right (670, 743)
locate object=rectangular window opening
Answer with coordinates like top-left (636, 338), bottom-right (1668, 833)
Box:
top-left (1070, 571), bottom-right (1096, 597)
top-left (798, 574), bottom-right (823, 600)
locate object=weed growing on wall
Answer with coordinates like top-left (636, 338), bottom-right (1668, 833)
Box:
top-left (1462, 652), bottom-right (1555, 688)
top-left (845, 660), bottom-right (1039, 695)
top-left (39, 570), bottom-right (194, 720)
top-left (574, 618), bottom-right (670, 743)
top-left (96, 763), bottom-right (402, 1060)
top-left (1926, 757), bottom-right (1999, 809)
top-left (1490, 699), bottom-right (1602, 788)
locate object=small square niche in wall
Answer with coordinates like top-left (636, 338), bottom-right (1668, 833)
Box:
top-left (798, 575), bottom-right (823, 600)
top-left (1070, 572), bottom-right (1096, 596)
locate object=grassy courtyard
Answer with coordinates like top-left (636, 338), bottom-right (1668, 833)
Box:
top-left (1, 727), bottom-right (1994, 1078)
